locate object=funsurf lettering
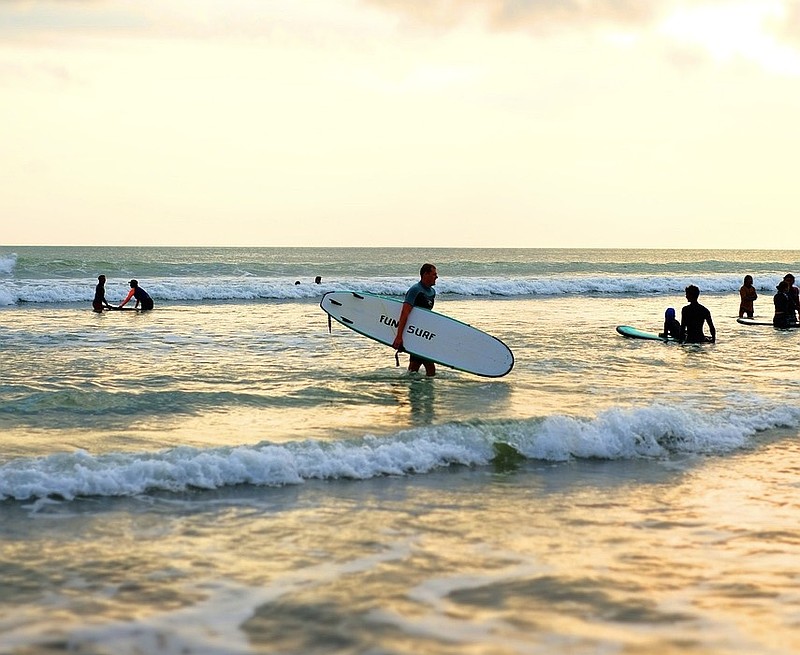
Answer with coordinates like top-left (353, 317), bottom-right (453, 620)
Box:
top-left (406, 325), bottom-right (436, 340)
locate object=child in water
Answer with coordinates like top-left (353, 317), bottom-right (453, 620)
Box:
top-left (739, 275), bottom-right (758, 318)
top-left (659, 307), bottom-right (681, 340)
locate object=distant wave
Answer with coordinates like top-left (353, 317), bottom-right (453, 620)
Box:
top-left (0, 274), bottom-right (788, 306)
top-left (2, 401), bottom-right (797, 501)
top-left (0, 253), bottom-right (16, 276)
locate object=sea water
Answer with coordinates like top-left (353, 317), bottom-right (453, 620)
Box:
top-left (1, 246), bottom-right (799, 655)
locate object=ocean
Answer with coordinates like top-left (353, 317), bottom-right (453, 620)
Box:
top-left (1, 246), bottom-right (799, 655)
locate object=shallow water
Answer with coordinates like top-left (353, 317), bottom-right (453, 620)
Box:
top-left (2, 247), bottom-right (800, 654)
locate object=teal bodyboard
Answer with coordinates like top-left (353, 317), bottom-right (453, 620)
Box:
top-left (616, 325), bottom-right (673, 342)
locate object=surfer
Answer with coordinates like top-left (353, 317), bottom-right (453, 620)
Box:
top-left (92, 275), bottom-right (113, 313)
top-left (659, 307), bottom-right (681, 340)
top-left (679, 285), bottom-right (716, 343)
top-left (119, 279), bottom-right (154, 311)
top-left (392, 263), bottom-right (438, 376)
top-left (773, 280), bottom-right (794, 328)
top-left (783, 274), bottom-right (800, 323)
top-left (738, 275), bottom-right (758, 319)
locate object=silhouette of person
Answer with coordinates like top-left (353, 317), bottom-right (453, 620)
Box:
top-left (659, 307), bottom-right (681, 340)
top-left (783, 274), bottom-right (800, 323)
top-left (92, 275), bottom-right (112, 313)
top-left (773, 280), bottom-right (794, 328)
top-left (679, 285), bottom-right (715, 343)
top-left (119, 279), bottom-right (154, 310)
top-left (738, 275), bottom-right (757, 319)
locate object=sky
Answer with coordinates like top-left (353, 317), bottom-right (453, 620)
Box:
top-left (2, 0), bottom-right (800, 248)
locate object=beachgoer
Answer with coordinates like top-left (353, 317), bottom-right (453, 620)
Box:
top-left (392, 263), bottom-right (438, 376)
top-left (783, 274), bottom-right (800, 323)
top-left (738, 275), bottom-right (758, 319)
top-left (314, 276), bottom-right (322, 284)
top-left (92, 275), bottom-right (112, 313)
top-left (119, 279), bottom-right (154, 310)
top-left (679, 285), bottom-right (716, 343)
top-left (659, 307), bottom-right (681, 340)
top-left (773, 280), bottom-right (793, 328)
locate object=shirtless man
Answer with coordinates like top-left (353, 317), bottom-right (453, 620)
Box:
top-left (92, 275), bottom-right (112, 313)
top-left (679, 285), bottom-right (716, 343)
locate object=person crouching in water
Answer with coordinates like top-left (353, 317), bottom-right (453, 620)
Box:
top-left (93, 274), bottom-right (112, 313)
top-left (773, 280), bottom-right (794, 329)
top-left (659, 307), bottom-right (681, 340)
top-left (119, 279), bottom-right (154, 310)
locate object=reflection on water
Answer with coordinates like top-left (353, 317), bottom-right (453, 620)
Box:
top-left (407, 378), bottom-right (435, 425)
top-left (389, 376), bottom-right (513, 428)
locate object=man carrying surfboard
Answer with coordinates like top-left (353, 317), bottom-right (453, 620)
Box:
top-left (392, 264), bottom-right (438, 376)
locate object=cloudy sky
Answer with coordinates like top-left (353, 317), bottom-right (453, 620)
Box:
top-left (2, 0), bottom-right (799, 248)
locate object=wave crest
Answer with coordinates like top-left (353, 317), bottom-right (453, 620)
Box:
top-left (2, 401), bottom-right (796, 502)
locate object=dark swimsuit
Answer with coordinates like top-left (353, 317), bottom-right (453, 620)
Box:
top-left (404, 282), bottom-right (435, 364)
top-left (774, 291), bottom-right (792, 328)
top-left (93, 283), bottom-right (108, 312)
top-left (680, 302), bottom-right (715, 343)
top-left (662, 318), bottom-right (681, 340)
top-left (133, 287), bottom-right (154, 310)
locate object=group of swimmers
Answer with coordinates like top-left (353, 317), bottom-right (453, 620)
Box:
top-left (659, 273), bottom-right (800, 340)
top-left (660, 285), bottom-right (716, 343)
top-left (737, 273), bottom-right (800, 328)
top-left (92, 275), bottom-right (154, 312)
top-left (765, 273), bottom-right (800, 328)
top-left (90, 267), bottom-right (800, 345)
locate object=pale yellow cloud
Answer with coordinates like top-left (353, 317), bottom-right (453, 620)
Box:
top-left (1, 0), bottom-right (799, 247)
top-left (661, 1), bottom-right (800, 75)
top-left (365, 0), bottom-right (658, 30)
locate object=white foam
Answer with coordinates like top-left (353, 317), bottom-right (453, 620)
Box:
top-left (0, 285), bottom-right (15, 306)
top-left (0, 253), bottom-right (16, 275)
top-left (0, 272), bottom-right (782, 305)
top-left (2, 400), bottom-right (798, 502)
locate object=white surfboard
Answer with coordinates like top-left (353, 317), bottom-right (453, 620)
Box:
top-left (737, 317), bottom-right (799, 327)
top-left (320, 291), bottom-right (514, 377)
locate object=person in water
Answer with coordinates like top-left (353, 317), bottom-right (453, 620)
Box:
top-left (679, 284), bottom-right (716, 343)
top-left (92, 275), bottom-right (112, 313)
top-left (738, 275), bottom-right (758, 319)
top-left (773, 280), bottom-right (794, 328)
top-left (119, 279), bottom-right (154, 310)
top-left (392, 263), bottom-right (438, 376)
top-left (659, 307), bottom-right (681, 340)
top-left (783, 274), bottom-right (800, 323)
